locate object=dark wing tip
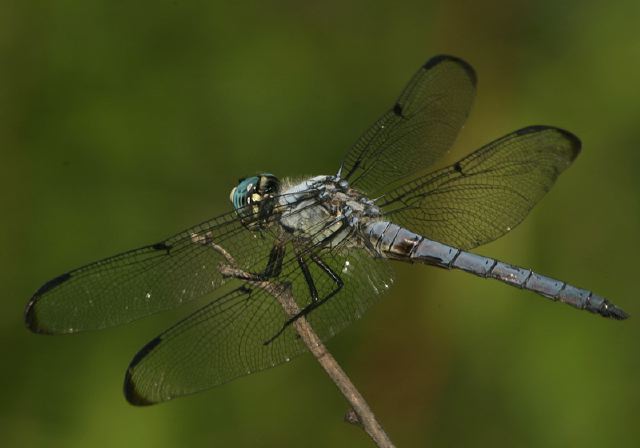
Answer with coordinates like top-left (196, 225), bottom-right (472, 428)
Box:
top-left (515, 125), bottom-right (582, 162)
top-left (553, 127), bottom-right (582, 161)
top-left (129, 336), bottom-right (162, 369)
top-left (424, 54), bottom-right (477, 87)
top-left (124, 336), bottom-right (163, 406)
top-left (24, 272), bottom-right (72, 333)
top-left (24, 300), bottom-right (45, 333)
top-left (124, 370), bottom-right (154, 406)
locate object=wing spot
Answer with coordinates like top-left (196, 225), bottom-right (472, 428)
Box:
top-left (151, 242), bottom-right (172, 254)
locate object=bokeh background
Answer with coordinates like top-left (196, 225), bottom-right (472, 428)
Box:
top-left (2, 1), bottom-right (639, 446)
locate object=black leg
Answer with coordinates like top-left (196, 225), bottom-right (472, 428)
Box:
top-left (295, 254), bottom-right (344, 317)
top-left (264, 253), bottom-right (344, 345)
top-left (297, 254), bottom-right (319, 301)
top-left (256, 244), bottom-right (285, 279)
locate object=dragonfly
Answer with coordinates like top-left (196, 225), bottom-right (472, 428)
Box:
top-left (25, 55), bottom-right (628, 406)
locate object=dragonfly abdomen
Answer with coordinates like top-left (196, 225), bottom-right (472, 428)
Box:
top-left (365, 221), bottom-right (628, 320)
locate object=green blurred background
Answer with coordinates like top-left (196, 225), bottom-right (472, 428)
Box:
top-left (2, 0), bottom-right (639, 446)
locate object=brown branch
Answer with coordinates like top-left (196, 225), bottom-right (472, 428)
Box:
top-left (210, 244), bottom-right (395, 448)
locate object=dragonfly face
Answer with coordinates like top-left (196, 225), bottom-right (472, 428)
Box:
top-left (230, 173), bottom-right (280, 227)
top-left (25, 54), bottom-right (627, 406)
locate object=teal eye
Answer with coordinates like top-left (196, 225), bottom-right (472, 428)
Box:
top-left (229, 174), bottom-right (281, 226)
top-left (231, 176), bottom-right (259, 214)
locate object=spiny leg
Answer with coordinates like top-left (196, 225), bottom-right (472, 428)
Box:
top-left (256, 243), bottom-right (286, 279)
top-left (300, 254), bottom-right (344, 316)
top-left (264, 253), bottom-right (344, 345)
top-left (297, 254), bottom-right (319, 302)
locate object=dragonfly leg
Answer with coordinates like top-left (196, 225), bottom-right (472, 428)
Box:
top-left (305, 254), bottom-right (344, 311)
top-left (296, 255), bottom-right (319, 301)
top-left (264, 254), bottom-right (344, 345)
top-left (255, 244), bottom-right (285, 279)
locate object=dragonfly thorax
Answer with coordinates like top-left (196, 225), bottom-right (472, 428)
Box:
top-left (277, 175), bottom-right (381, 247)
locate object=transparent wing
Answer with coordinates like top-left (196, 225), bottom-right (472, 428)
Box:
top-left (25, 208), bottom-right (280, 334)
top-left (124, 245), bottom-right (393, 405)
top-left (341, 54), bottom-right (476, 196)
top-left (380, 126), bottom-right (581, 250)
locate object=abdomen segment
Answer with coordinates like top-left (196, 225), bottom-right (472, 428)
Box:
top-left (365, 221), bottom-right (628, 320)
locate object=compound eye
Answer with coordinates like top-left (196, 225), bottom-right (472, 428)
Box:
top-left (258, 174), bottom-right (280, 196)
top-left (231, 176), bottom-right (261, 214)
top-left (231, 174), bottom-right (280, 227)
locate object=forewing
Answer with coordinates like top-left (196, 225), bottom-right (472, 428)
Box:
top-left (25, 209), bottom-right (278, 334)
top-left (341, 55), bottom-right (476, 195)
top-left (380, 126), bottom-right (581, 250)
top-left (124, 245), bottom-right (393, 405)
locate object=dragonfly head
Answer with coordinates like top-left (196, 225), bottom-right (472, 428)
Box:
top-left (230, 173), bottom-right (281, 225)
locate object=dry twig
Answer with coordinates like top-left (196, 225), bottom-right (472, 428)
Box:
top-left (208, 241), bottom-right (395, 448)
